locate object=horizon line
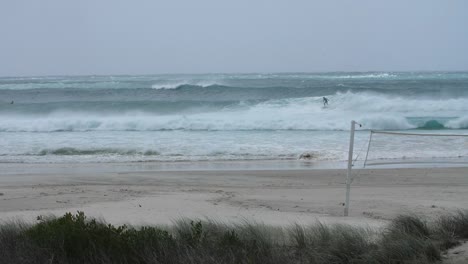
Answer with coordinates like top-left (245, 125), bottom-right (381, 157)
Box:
top-left (2, 70), bottom-right (468, 79)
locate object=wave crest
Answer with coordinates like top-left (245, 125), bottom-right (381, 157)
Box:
top-left (151, 81), bottom-right (222, 89)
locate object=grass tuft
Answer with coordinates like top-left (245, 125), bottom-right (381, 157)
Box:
top-left (430, 210), bottom-right (468, 252)
top-left (387, 215), bottom-right (430, 238)
top-left (436, 210), bottom-right (468, 239)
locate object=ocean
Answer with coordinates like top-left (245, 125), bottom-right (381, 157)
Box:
top-left (1, 72), bottom-right (468, 166)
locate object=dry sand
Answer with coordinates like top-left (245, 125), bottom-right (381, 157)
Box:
top-left (0, 163), bottom-right (467, 229)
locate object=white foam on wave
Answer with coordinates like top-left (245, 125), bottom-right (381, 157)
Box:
top-left (446, 116), bottom-right (468, 129)
top-left (0, 125), bottom-right (350, 163)
top-left (1, 91), bottom-right (468, 132)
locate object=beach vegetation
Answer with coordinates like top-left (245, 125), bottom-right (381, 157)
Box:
top-left (0, 211), bottom-right (467, 263)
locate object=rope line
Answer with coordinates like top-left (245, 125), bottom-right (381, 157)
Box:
top-left (352, 138), bottom-right (368, 166)
top-left (349, 133), bottom-right (370, 183)
top-left (363, 131), bottom-right (373, 168)
top-left (370, 130), bottom-right (468, 137)
top-left (365, 160), bottom-right (468, 166)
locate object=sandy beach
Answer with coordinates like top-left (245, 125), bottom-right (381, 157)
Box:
top-left (0, 162), bottom-right (467, 229)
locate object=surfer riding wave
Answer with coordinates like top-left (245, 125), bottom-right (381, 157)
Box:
top-left (323, 97), bottom-right (329, 107)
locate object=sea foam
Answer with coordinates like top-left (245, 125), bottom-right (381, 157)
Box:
top-left (1, 92), bottom-right (467, 132)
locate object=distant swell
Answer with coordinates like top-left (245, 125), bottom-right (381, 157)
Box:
top-left (151, 82), bottom-right (222, 89)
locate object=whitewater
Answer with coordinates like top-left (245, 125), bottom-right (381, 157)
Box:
top-left (1, 72), bottom-right (468, 164)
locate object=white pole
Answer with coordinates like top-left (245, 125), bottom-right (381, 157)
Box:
top-left (344, 120), bottom-right (356, 216)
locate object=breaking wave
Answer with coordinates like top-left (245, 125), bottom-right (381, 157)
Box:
top-left (1, 92), bottom-right (467, 132)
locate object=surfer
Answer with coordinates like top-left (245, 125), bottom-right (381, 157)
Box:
top-left (322, 97), bottom-right (329, 107)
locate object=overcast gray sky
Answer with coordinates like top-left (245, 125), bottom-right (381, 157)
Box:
top-left (1, 0), bottom-right (467, 76)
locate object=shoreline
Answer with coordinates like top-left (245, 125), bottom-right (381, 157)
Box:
top-left (0, 159), bottom-right (347, 175)
top-left (1, 156), bottom-right (467, 174)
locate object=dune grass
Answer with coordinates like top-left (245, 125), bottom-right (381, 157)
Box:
top-left (0, 211), bottom-right (467, 264)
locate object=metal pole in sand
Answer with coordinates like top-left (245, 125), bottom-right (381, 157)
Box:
top-left (344, 120), bottom-right (356, 217)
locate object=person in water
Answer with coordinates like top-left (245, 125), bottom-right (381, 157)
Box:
top-left (322, 97), bottom-right (329, 106)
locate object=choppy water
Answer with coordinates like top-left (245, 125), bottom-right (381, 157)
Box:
top-left (1, 72), bottom-right (468, 164)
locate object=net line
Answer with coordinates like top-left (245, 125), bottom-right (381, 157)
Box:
top-left (350, 139), bottom-right (370, 183)
top-left (370, 130), bottom-right (468, 137)
top-left (363, 130), bottom-right (468, 167)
